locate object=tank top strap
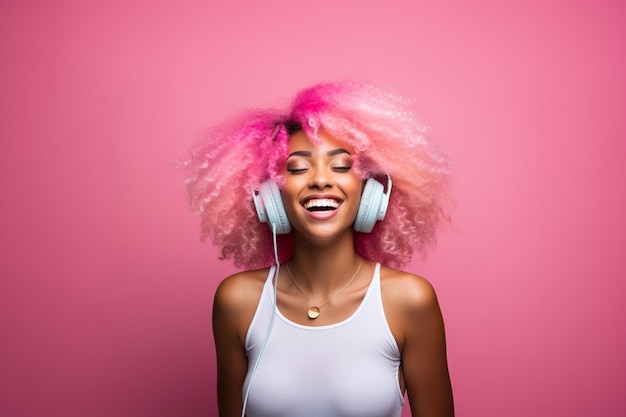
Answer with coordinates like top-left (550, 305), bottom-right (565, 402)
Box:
top-left (367, 262), bottom-right (382, 299)
top-left (373, 262), bottom-right (381, 284)
top-left (266, 265), bottom-right (276, 285)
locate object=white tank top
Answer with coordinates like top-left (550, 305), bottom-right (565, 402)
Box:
top-left (243, 263), bottom-right (404, 417)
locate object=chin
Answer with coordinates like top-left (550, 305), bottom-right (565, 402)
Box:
top-left (296, 224), bottom-right (354, 243)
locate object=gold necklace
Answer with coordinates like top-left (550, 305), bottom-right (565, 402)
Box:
top-left (285, 259), bottom-right (363, 319)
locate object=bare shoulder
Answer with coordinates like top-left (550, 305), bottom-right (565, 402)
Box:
top-left (379, 265), bottom-right (439, 312)
top-left (212, 268), bottom-right (271, 346)
top-left (213, 268), bottom-right (270, 332)
top-left (214, 268), bottom-right (269, 311)
top-left (380, 266), bottom-right (444, 351)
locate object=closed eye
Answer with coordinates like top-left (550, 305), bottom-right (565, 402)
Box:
top-left (287, 167), bottom-right (309, 174)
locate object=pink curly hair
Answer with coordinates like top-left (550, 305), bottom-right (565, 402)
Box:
top-left (182, 81), bottom-right (450, 268)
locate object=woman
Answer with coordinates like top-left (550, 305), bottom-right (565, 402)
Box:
top-left (183, 82), bottom-right (454, 417)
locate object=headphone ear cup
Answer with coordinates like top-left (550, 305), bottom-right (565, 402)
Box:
top-left (354, 178), bottom-right (385, 233)
top-left (254, 180), bottom-right (291, 234)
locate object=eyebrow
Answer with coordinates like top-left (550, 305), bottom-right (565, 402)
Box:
top-left (287, 149), bottom-right (352, 158)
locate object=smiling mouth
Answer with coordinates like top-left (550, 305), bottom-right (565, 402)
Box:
top-left (303, 198), bottom-right (341, 212)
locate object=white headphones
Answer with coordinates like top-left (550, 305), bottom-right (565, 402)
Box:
top-left (252, 174), bottom-right (392, 234)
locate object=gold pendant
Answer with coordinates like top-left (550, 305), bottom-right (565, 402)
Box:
top-left (307, 306), bottom-right (320, 319)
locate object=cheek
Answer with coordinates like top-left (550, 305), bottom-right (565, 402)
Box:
top-left (345, 175), bottom-right (365, 195)
top-left (281, 177), bottom-right (304, 206)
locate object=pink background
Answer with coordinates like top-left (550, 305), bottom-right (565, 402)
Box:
top-left (1, 1), bottom-right (624, 416)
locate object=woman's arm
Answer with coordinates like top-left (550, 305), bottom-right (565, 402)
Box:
top-left (385, 271), bottom-right (454, 417)
top-left (212, 272), bottom-right (263, 417)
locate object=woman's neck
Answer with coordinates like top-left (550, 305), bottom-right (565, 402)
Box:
top-left (288, 231), bottom-right (362, 293)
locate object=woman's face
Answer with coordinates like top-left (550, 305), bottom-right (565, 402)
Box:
top-left (282, 130), bottom-right (363, 242)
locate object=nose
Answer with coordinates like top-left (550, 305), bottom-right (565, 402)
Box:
top-left (308, 166), bottom-right (333, 190)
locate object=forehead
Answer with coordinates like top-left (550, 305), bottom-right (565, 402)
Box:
top-left (288, 129), bottom-right (353, 154)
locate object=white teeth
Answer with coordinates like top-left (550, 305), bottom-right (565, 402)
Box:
top-left (304, 199), bottom-right (340, 210)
